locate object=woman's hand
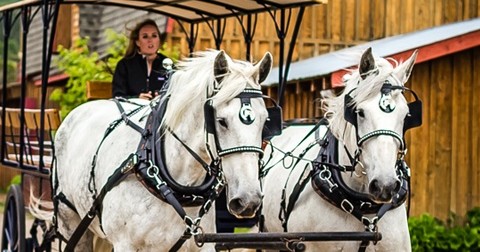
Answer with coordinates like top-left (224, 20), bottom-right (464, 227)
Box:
top-left (139, 91), bottom-right (153, 100)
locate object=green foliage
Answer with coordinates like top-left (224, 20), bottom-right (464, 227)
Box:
top-left (409, 209), bottom-right (480, 251)
top-left (0, 0), bottom-right (19, 5)
top-left (50, 37), bottom-right (111, 117)
top-left (5, 175), bottom-right (21, 193)
top-left (0, 14), bottom-right (20, 84)
top-left (50, 29), bottom-right (180, 117)
top-left (160, 43), bottom-right (181, 62)
top-left (103, 29), bottom-right (128, 76)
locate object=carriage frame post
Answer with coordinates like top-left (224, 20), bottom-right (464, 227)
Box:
top-left (1, 9), bottom-right (12, 164)
top-left (38, 0), bottom-right (60, 173)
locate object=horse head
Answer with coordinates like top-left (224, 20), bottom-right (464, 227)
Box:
top-left (326, 48), bottom-right (419, 203)
top-left (163, 50), bottom-right (273, 218)
top-left (210, 51), bottom-right (273, 218)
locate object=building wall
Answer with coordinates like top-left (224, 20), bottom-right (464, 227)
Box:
top-left (77, 5), bottom-right (168, 55)
top-left (406, 47), bottom-right (480, 221)
top-left (167, 0), bottom-right (480, 64)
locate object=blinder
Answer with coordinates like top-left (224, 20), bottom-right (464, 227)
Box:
top-left (263, 98), bottom-right (283, 139)
top-left (204, 89), bottom-right (282, 140)
top-left (344, 82), bottom-right (422, 133)
top-left (204, 100), bottom-right (216, 134)
top-left (403, 88), bottom-right (422, 132)
top-left (344, 90), bottom-right (357, 127)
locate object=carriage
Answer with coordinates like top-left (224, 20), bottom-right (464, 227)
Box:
top-left (0, 1), bottom-right (422, 251)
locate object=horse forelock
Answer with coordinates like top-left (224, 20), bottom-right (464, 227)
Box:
top-left (210, 59), bottom-right (261, 106)
top-left (161, 50), bottom-right (261, 130)
top-left (323, 56), bottom-right (400, 142)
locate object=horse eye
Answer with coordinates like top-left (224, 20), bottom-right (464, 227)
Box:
top-left (356, 109), bottom-right (365, 118)
top-left (217, 118), bottom-right (228, 128)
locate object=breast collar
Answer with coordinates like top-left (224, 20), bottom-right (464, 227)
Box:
top-left (135, 95), bottom-right (221, 207)
top-left (310, 126), bottom-right (410, 231)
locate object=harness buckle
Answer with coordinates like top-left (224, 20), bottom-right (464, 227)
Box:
top-left (184, 216), bottom-right (202, 235)
top-left (360, 201), bottom-right (372, 210)
top-left (318, 169), bottom-right (338, 192)
top-left (361, 216), bottom-right (378, 232)
top-left (203, 199), bottom-right (212, 212)
top-left (340, 199), bottom-right (354, 213)
top-left (146, 162), bottom-right (166, 189)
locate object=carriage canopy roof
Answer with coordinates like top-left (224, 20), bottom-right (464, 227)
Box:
top-left (0, 0), bottom-right (325, 23)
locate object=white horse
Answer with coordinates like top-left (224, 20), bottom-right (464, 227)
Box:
top-left (261, 48), bottom-right (420, 251)
top-left (47, 50), bottom-right (273, 251)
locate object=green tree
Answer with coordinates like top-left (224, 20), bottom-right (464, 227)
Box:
top-left (49, 36), bottom-right (111, 117)
top-left (0, 8), bottom-right (20, 84)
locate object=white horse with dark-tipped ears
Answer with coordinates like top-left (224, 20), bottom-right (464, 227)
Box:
top-left (261, 48), bottom-right (421, 251)
top-left (39, 50), bottom-right (275, 251)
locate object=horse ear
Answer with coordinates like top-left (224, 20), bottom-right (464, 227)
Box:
top-left (255, 52), bottom-right (273, 83)
top-left (359, 47), bottom-right (375, 80)
top-left (214, 50), bottom-right (229, 84)
top-left (394, 50), bottom-right (418, 83)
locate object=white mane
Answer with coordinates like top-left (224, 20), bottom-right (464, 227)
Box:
top-left (322, 56), bottom-right (401, 143)
top-left (162, 50), bottom-right (261, 130)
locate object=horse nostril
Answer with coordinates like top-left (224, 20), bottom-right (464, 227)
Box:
top-left (228, 198), bottom-right (243, 213)
top-left (369, 179), bottom-right (401, 201)
top-left (369, 179), bottom-right (381, 195)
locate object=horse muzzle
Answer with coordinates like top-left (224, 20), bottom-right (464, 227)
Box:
top-left (227, 191), bottom-right (263, 218)
top-left (369, 178), bottom-right (401, 203)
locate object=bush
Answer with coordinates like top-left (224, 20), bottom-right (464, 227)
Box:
top-left (409, 208), bottom-right (480, 251)
top-left (50, 36), bottom-right (112, 118)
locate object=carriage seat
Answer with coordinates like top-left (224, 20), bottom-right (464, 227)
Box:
top-left (86, 80), bottom-right (112, 100)
top-left (1, 107), bottom-right (61, 170)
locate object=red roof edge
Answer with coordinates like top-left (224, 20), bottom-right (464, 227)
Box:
top-left (33, 73), bottom-right (69, 86)
top-left (166, 17), bottom-right (174, 33)
top-left (331, 30), bottom-right (480, 88)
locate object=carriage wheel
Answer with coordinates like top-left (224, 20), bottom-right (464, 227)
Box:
top-left (1, 184), bottom-right (26, 252)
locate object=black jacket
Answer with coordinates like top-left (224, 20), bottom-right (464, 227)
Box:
top-left (112, 53), bottom-right (169, 98)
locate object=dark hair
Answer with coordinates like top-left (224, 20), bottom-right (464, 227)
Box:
top-left (125, 19), bottom-right (162, 58)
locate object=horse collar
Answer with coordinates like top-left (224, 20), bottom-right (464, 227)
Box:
top-left (311, 130), bottom-right (410, 226)
top-left (134, 96), bottom-right (222, 206)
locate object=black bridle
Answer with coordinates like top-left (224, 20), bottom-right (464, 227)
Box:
top-left (265, 80), bottom-right (422, 252)
top-left (204, 88), bottom-right (265, 159)
top-left (204, 88), bottom-right (282, 159)
top-left (343, 80), bottom-right (422, 173)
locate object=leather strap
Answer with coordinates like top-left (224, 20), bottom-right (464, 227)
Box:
top-left (65, 154), bottom-right (138, 251)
